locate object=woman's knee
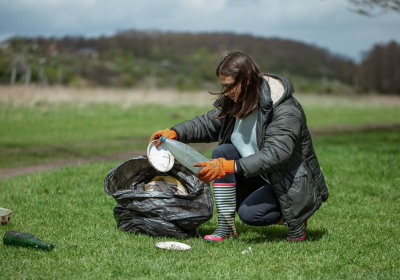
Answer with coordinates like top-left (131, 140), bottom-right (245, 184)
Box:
top-left (212, 144), bottom-right (240, 160)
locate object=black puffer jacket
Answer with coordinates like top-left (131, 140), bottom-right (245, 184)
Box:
top-left (172, 74), bottom-right (328, 228)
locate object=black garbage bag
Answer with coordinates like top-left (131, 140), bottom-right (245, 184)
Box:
top-left (104, 156), bottom-right (214, 238)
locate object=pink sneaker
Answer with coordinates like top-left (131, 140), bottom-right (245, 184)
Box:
top-left (204, 232), bottom-right (237, 242)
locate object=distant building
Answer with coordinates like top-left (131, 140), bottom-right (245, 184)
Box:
top-left (78, 47), bottom-right (99, 59)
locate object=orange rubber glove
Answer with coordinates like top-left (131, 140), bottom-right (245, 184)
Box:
top-left (193, 158), bottom-right (235, 184)
top-left (149, 128), bottom-right (178, 147)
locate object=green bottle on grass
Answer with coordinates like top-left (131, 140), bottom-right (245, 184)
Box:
top-left (3, 230), bottom-right (54, 251)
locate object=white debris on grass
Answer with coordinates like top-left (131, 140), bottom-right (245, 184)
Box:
top-left (155, 241), bottom-right (191, 251)
top-left (242, 247), bottom-right (252, 254)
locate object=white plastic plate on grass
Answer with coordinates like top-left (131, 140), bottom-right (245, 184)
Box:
top-left (155, 241), bottom-right (191, 251)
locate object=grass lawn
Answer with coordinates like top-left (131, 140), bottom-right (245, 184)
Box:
top-left (0, 102), bottom-right (211, 168)
top-left (1, 95), bottom-right (400, 168)
top-left (1, 128), bottom-right (399, 279)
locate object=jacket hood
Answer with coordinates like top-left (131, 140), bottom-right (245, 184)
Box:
top-left (260, 74), bottom-right (295, 110)
top-left (213, 74), bottom-right (295, 111)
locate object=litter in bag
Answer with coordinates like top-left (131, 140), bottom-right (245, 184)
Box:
top-left (104, 156), bottom-right (214, 238)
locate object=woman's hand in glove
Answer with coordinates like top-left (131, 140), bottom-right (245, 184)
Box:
top-left (149, 129), bottom-right (177, 147)
top-left (193, 158), bottom-right (235, 184)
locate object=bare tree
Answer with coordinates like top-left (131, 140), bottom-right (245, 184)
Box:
top-left (348, 0), bottom-right (400, 16)
top-left (359, 41), bottom-right (400, 93)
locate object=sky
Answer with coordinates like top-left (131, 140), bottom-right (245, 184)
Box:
top-left (0, 0), bottom-right (399, 62)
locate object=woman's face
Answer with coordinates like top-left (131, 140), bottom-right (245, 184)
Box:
top-left (219, 75), bottom-right (241, 102)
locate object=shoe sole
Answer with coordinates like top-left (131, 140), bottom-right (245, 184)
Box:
top-left (286, 221), bottom-right (307, 242)
top-left (204, 232), bottom-right (237, 242)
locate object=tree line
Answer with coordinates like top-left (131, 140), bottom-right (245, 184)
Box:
top-left (0, 30), bottom-right (399, 94)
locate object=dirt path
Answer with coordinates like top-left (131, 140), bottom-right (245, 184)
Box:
top-left (1, 121), bottom-right (400, 179)
top-left (0, 143), bottom-right (216, 179)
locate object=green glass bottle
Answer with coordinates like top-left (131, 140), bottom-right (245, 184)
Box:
top-left (3, 230), bottom-right (54, 251)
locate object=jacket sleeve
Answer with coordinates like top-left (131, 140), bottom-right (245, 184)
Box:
top-left (239, 103), bottom-right (303, 177)
top-left (171, 109), bottom-right (222, 143)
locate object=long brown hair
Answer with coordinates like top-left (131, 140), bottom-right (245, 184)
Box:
top-left (212, 51), bottom-right (264, 119)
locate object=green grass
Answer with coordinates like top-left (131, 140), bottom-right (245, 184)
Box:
top-left (0, 103), bottom-right (211, 168)
top-left (303, 105), bottom-right (400, 127)
top-left (1, 100), bottom-right (400, 168)
top-left (1, 129), bottom-right (399, 279)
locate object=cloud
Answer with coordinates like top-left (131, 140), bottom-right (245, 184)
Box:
top-left (0, 0), bottom-right (399, 61)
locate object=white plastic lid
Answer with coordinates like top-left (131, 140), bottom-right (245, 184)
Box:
top-left (155, 241), bottom-right (191, 251)
top-left (147, 140), bottom-right (175, 172)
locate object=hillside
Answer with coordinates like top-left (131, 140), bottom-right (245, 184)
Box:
top-left (0, 30), bottom-right (364, 92)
